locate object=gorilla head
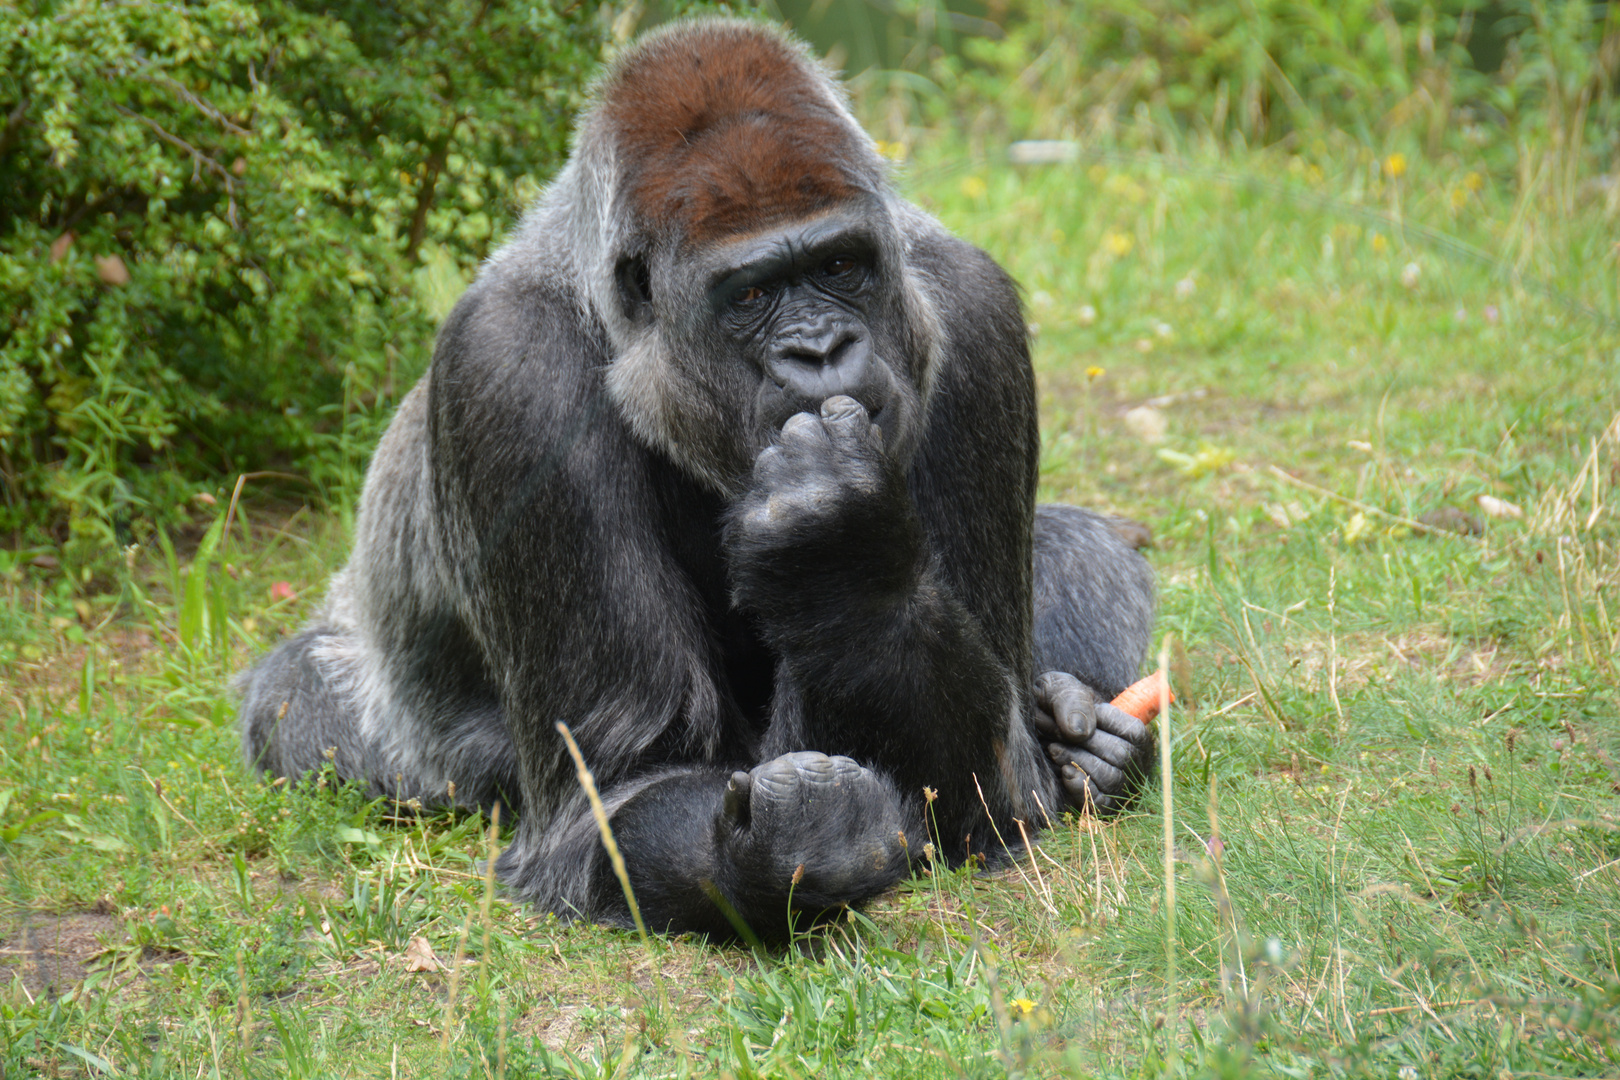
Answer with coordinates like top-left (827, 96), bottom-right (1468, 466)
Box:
top-left (583, 24), bottom-right (932, 491)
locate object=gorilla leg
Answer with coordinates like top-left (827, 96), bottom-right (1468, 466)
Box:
top-left (1033, 503), bottom-right (1156, 695)
top-left (1031, 503), bottom-right (1157, 813)
top-left (238, 617), bottom-right (520, 813)
top-left (239, 627), bottom-right (362, 783)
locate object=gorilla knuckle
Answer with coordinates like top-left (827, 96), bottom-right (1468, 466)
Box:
top-left (780, 411), bottom-right (825, 442)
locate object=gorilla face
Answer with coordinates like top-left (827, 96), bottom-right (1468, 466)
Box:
top-left (612, 202), bottom-right (925, 494)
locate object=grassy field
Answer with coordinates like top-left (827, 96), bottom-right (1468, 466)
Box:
top-left (3, 132), bottom-right (1619, 1079)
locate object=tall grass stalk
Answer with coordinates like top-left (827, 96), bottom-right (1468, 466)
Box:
top-left (1158, 639), bottom-right (1178, 1067)
top-left (556, 720), bottom-right (692, 1073)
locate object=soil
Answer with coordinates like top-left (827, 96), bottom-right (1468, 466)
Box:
top-left (0, 908), bottom-right (123, 1000)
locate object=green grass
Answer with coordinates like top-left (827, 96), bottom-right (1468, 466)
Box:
top-left (3, 134), bottom-right (1619, 1079)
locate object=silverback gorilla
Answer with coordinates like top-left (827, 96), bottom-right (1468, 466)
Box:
top-left (239, 19), bottom-right (1156, 939)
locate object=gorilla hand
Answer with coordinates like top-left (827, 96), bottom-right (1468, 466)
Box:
top-left (718, 752), bottom-right (909, 911)
top-left (1034, 671), bottom-right (1152, 814)
top-left (728, 395), bottom-right (921, 603)
top-left (747, 395), bottom-right (890, 516)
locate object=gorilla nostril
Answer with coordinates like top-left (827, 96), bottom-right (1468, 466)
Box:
top-left (829, 333), bottom-right (871, 369)
top-left (780, 347), bottom-right (825, 368)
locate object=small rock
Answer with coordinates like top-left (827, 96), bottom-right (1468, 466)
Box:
top-left (1476, 495), bottom-right (1523, 520)
top-left (1123, 405), bottom-right (1168, 444)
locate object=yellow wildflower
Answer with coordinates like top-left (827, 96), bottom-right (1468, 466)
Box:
top-left (1103, 230), bottom-right (1133, 256)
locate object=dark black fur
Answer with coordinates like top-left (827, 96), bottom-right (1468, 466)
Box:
top-left (238, 19), bottom-right (1156, 938)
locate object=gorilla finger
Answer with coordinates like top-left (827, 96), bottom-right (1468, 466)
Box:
top-left (1031, 672), bottom-right (1060, 735)
top-left (779, 411), bottom-right (830, 448)
top-left (826, 754), bottom-right (866, 783)
top-left (751, 444), bottom-right (790, 484)
top-left (1034, 671), bottom-right (1096, 742)
top-left (1060, 764), bottom-right (1117, 815)
top-left (783, 750), bottom-right (837, 781)
top-left (819, 395), bottom-right (867, 425)
top-left (1048, 741), bottom-right (1128, 791)
top-left (819, 399), bottom-right (876, 449)
top-left (1067, 749), bottom-right (1126, 794)
top-left (1094, 701), bottom-right (1153, 745)
top-left (1077, 729), bottom-right (1143, 771)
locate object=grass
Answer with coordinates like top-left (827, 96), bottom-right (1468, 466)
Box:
top-left (3, 130), bottom-right (1619, 1078)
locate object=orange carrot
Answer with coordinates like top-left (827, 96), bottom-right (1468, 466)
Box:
top-left (1111, 670), bottom-right (1173, 724)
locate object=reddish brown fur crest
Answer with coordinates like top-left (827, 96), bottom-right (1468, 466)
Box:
top-left (600, 22), bottom-right (877, 244)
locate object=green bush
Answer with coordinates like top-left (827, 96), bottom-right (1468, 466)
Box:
top-left (0, 0), bottom-right (599, 563)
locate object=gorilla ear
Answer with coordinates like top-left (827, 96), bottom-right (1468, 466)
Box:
top-left (614, 254), bottom-right (655, 326)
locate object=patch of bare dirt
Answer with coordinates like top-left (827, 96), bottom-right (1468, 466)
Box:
top-left (0, 909), bottom-right (122, 1000)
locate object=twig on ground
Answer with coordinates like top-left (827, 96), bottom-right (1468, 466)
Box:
top-left (1259, 464), bottom-right (1483, 541)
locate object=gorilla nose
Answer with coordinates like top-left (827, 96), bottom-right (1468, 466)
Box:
top-left (767, 329), bottom-right (883, 409)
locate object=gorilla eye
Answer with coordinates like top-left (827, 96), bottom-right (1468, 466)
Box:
top-left (734, 285), bottom-right (767, 306)
top-left (822, 256), bottom-right (858, 278)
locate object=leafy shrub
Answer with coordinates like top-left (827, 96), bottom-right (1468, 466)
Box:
top-left (0, 0), bottom-right (599, 564)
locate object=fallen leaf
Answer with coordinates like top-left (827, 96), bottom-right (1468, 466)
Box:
top-left (1476, 495), bottom-right (1523, 520)
top-left (269, 581), bottom-right (297, 602)
top-left (50, 232), bottom-right (75, 262)
top-left (1342, 511), bottom-right (1374, 544)
top-left (402, 935), bottom-right (442, 973)
top-left (1156, 443), bottom-right (1234, 477)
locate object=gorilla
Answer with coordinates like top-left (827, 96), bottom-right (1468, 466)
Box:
top-left (239, 18), bottom-right (1156, 939)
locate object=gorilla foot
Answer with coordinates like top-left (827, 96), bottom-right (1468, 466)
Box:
top-left (718, 751), bottom-right (909, 911)
top-left (1034, 671), bottom-right (1153, 814)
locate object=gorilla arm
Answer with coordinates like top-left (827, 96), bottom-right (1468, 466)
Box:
top-left (724, 235), bottom-right (1063, 864)
top-left (428, 269), bottom-right (914, 937)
